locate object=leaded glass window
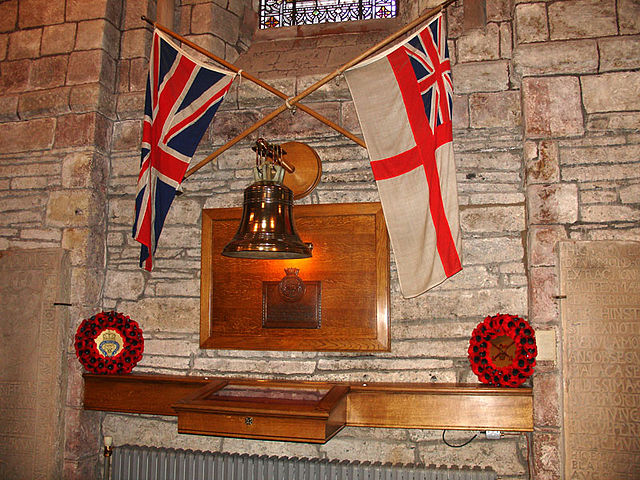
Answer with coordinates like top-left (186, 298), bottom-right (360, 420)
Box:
top-left (260, 0), bottom-right (397, 29)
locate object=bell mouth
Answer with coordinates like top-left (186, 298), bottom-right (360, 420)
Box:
top-left (221, 239), bottom-right (312, 259)
top-left (221, 181), bottom-right (312, 259)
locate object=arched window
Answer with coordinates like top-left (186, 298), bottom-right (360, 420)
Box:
top-left (260, 0), bottom-right (397, 29)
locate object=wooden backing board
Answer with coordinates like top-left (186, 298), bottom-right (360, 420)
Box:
top-left (200, 202), bottom-right (390, 351)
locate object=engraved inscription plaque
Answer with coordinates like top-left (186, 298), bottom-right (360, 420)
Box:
top-left (559, 241), bottom-right (640, 479)
top-left (0, 249), bottom-right (70, 480)
top-left (262, 281), bottom-right (321, 329)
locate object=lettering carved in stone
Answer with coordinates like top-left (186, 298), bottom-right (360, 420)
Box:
top-left (559, 241), bottom-right (640, 479)
top-left (0, 249), bottom-right (70, 480)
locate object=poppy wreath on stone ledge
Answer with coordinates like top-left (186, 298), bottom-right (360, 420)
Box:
top-left (74, 311), bottom-right (144, 374)
top-left (468, 313), bottom-right (537, 387)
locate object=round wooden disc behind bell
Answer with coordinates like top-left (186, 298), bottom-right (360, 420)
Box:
top-left (280, 142), bottom-right (322, 200)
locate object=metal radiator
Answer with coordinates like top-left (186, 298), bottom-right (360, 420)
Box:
top-left (111, 445), bottom-right (497, 480)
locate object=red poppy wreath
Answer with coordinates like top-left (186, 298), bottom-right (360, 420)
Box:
top-left (468, 314), bottom-right (537, 387)
top-left (74, 311), bottom-right (144, 374)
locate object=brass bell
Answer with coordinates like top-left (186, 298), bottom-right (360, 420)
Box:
top-left (222, 139), bottom-right (312, 259)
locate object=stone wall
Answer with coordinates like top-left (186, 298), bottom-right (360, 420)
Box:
top-left (0, 0), bottom-right (639, 479)
top-left (0, 0), bottom-right (120, 476)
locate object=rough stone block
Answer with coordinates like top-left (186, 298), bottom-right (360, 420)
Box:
top-left (527, 183), bottom-right (578, 224)
top-left (562, 163), bottom-right (640, 182)
top-left (460, 204), bottom-right (525, 233)
top-left (587, 112), bottom-right (640, 132)
top-left (513, 40), bottom-right (598, 77)
top-left (0, 117), bottom-right (55, 153)
top-left (8, 28), bottom-right (41, 60)
top-left (581, 204), bottom-right (640, 223)
top-left (76, 19), bottom-right (120, 59)
top-left (0, 0), bottom-right (17, 33)
top-left (41, 23), bottom-right (76, 55)
top-left (515, 2), bottom-right (548, 44)
top-left (117, 297), bottom-right (200, 332)
top-left (193, 357), bottom-right (317, 375)
top-left (499, 22), bottom-right (512, 58)
top-left (66, 50), bottom-right (104, 85)
top-left (560, 144), bottom-right (640, 166)
top-left (598, 36), bottom-right (640, 72)
top-left (61, 151), bottom-right (93, 188)
top-left (0, 59), bottom-right (30, 93)
top-left (103, 414), bottom-right (224, 452)
top-left (533, 432), bottom-right (562, 477)
top-left (29, 55), bottom-right (68, 89)
top-left (581, 71), bottom-right (640, 113)
top-left (452, 60), bottom-right (509, 93)
top-left (0, 194), bottom-right (48, 212)
top-left (528, 224), bottom-right (567, 267)
top-left (154, 277), bottom-right (200, 297)
top-left (487, 0), bottom-right (512, 21)
top-left (108, 196), bottom-right (135, 225)
top-left (533, 371), bottom-right (561, 427)
top-left (469, 90), bottom-right (520, 128)
top-left (451, 94), bottom-right (469, 129)
top-left (11, 176), bottom-right (50, 190)
top-left (320, 435), bottom-right (415, 465)
top-left (0, 33), bottom-right (7, 61)
top-left (182, 33), bottom-right (227, 64)
top-left (129, 57), bottom-right (148, 92)
top-left (192, 2), bottom-right (239, 44)
top-left (117, 91), bottom-right (146, 118)
top-left (112, 120), bottom-right (142, 151)
top-left (548, 0), bottom-right (617, 40)
top-left (163, 198), bottom-right (203, 225)
top-left (523, 76), bottom-right (584, 138)
top-left (463, 236), bottom-right (525, 265)
top-left (69, 83), bottom-right (111, 114)
top-left (457, 22), bottom-right (500, 62)
top-left (54, 112), bottom-right (105, 149)
top-left (121, 28), bottom-right (151, 59)
top-left (46, 189), bottom-right (92, 226)
top-left (66, 0), bottom-right (119, 22)
top-left (526, 140), bottom-right (560, 184)
top-left (104, 269), bottom-right (145, 300)
top-left (619, 0), bottom-right (640, 34)
top-left (620, 183), bottom-right (640, 204)
top-left (529, 266), bottom-right (559, 324)
top-left (18, 0), bottom-right (64, 28)
top-left (19, 87), bottom-right (70, 120)
top-left (122, 0), bottom-right (155, 30)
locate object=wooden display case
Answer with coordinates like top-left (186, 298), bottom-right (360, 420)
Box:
top-left (172, 379), bottom-right (349, 443)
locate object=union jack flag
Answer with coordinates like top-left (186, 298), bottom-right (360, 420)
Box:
top-left (345, 13), bottom-right (461, 298)
top-left (133, 30), bottom-right (236, 271)
top-left (405, 18), bottom-right (453, 135)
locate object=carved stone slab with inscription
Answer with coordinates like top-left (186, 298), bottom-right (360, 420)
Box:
top-left (0, 249), bottom-right (70, 480)
top-left (559, 241), bottom-right (640, 479)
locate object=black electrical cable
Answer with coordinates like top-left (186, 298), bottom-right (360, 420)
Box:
top-left (442, 430), bottom-right (478, 448)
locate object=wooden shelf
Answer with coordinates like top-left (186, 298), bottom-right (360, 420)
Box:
top-left (83, 374), bottom-right (533, 441)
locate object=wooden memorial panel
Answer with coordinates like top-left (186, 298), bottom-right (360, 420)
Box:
top-left (559, 241), bottom-right (640, 479)
top-left (200, 202), bottom-right (389, 351)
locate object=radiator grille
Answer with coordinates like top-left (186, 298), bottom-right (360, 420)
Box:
top-left (111, 445), bottom-right (497, 480)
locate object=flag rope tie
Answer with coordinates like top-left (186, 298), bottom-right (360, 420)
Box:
top-left (285, 97), bottom-right (297, 114)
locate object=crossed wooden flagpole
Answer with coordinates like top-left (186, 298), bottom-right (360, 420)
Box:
top-left (142, 0), bottom-right (456, 180)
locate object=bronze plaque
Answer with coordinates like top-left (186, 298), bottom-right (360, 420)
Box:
top-left (559, 241), bottom-right (640, 479)
top-left (262, 275), bottom-right (321, 329)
